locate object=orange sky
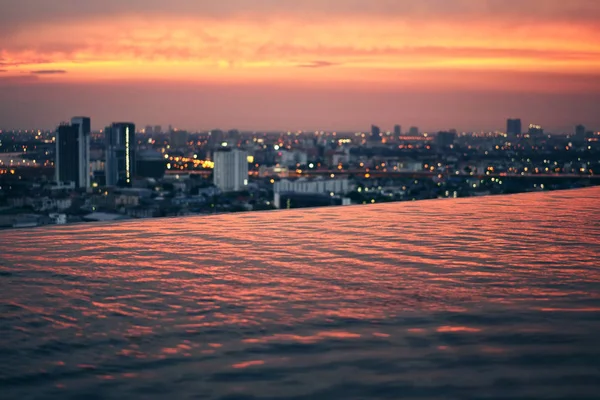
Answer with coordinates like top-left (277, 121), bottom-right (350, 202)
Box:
top-left (3, 14), bottom-right (600, 89)
top-left (1, 0), bottom-right (600, 130)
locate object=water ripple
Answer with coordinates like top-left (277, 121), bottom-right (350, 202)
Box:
top-left (1, 188), bottom-right (599, 399)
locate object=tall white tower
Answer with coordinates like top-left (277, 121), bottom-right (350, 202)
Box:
top-left (71, 117), bottom-right (91, 189)
top-left (213, 148), bottom-right (249, 192)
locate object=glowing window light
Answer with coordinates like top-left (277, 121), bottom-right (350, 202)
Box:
top-left (125, 126), bottom-right (131, 183)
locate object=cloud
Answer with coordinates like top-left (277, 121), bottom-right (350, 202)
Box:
top-left (2, 0), bottom-right (600, 25)
top-left (2, 15), bottom-right (598, 70)
top-left (1, 58), bottom-right (54, 68)
top-left (0, 1), bottom-right (597, 95)
top-left (30, 69), bottom-right (67, 74)
top-left (0, 69), bottom-right (7, 73)
top-left (0, 1), bottom-right (597, 40)
top-left (297, 61), bottom-right (339, 68)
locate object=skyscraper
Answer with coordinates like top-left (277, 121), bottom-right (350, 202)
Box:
top-left (170, 130), bottom-right (189, 148)
top-left (409, 127), bottom-right (419, 136)
top-left (55, 116), bottom-right (91, 188)
top-left (575, 125), bottom-right (586, 139)
top-left (105, 122), bottom-right (136, 187)
top-left (507, 118), bottom-right (522, 136)
top-left (71, 117), bottom-right (91, 189)
top-left (370, 125), bottom-right (381, 142)
top-left (394, 125), bottom-right (402, 139)
top-left (55, 123), bottom-right (78, 185)
top-left (435, 131), bottom-right (456, 148)
top-left (227, 129), bottom-right (241, 146)
top-left (213, 148), bottom-right (249, 192)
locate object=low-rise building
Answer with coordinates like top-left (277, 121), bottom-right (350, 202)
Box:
top-left (274, 178), bottom-right (350, 195)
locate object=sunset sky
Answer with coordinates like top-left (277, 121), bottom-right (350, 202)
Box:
top-left (1, 0), bottom-right (599, 132)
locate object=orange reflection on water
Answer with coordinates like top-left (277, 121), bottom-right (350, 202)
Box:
top-left (244, 331), bottom-right (361, 345)
top-left (437, 326), bottom-right (482, 333)
top-left (1, 188), bottom-right (599, 332)
top-left (372, 332), bottom-right (390, 338)
top-left (539, 307), bottom-right (600, 312)
top-left (232, 360), bottom-right (265, 369)
top-left (0, 188), bottom-right (599, 399)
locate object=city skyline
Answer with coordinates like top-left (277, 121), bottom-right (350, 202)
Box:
top-left (1, 0), bottom-right (600, 130)
top-left (2, 2), bottom-right (600, 398)
top-left (1, 114), bottom-right (597, 136)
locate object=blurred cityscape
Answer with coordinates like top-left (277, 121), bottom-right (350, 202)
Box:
top-left (0, 119), bottom-right (598, 229)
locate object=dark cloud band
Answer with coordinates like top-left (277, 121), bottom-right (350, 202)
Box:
top-left (31, 69), bottom-right (67, 74)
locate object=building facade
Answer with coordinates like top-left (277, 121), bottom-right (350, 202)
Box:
top-left (55, 123), bottom-right (79, 186)
top-left (105, 122), bottom-right (136, 187)
top-left (213, 148), bottom-right (249, 192)
top-left (507, 118), bottom-right (522, 136)
top-left (435, 131), bottom-right (457, 148)
top-left (370, 125), bottom-right (381, 142)
top-left (575, 125), bottom-right (586, 140)
top-left (55, 117), bottom-right (91, 188)
top-left (528, 124), bottom-right (544, 137)
top-left (394, 125), bottom-right (402, 139)
top-left (137, 150), bottom-right (166, 179)
top-left (170, 130), bottom-right (189, 149)
top-left (71, 117), bottom-right (91, 188)
top-left (274, 178), bottom-right (350, 195)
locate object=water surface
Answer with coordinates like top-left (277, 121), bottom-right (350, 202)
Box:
top-left (1, 188), bottom-right (600, 399)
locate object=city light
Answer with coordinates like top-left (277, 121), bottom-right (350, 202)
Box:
top-left (0, 103), bottom-right (597, 229)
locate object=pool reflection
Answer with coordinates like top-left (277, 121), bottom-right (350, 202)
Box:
top-left (1, 188), bottom-right (599, 399)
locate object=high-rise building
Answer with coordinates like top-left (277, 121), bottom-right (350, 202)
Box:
top-left (105, 122), bottom-right (136, 187)
top-left (507, 119), bottom-right (522, 136)
top-left (71, 117), bottom-right (91, 188)
top-left (394, 125), bottom-right (402, 138)
top-left (213, 148), bottom-right (249, 192)
top-left (227, 129), bottom-right (241, 145)
top-left (208, 129), bottom-right (225, 148)
top-left (435, 131), bottom-right (457, 148)
top-left (575, 125), bottom-right (586, 139)
top-left (528, 124), bottom-right (544, 137)
top-left (170, 130), bottom-right (189, 149)
top-left (55, 123), bottom-right (78, 185)
top-left (144, 125), bottom-right (154, 135)
top-left (370, 125), bottom-right (381, 142)
top-left (55, 117), bottom-right (91, 188)
top-left (154, 125), bottom-right (162, 135)
top-left (409, 127), bottom-right (419, 136)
